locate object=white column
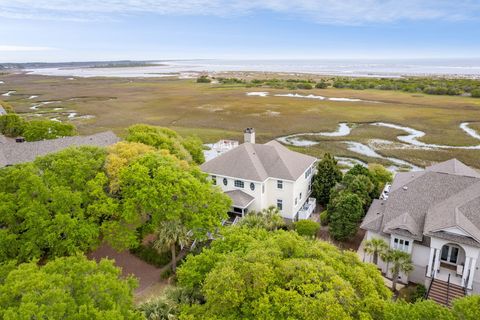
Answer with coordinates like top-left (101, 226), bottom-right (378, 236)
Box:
top-left (468, 258), bottom-right (477, 289)
top-left (426, 247), bottom-right (435, 277)
top-left (433, 249), bottom-right (441, 278)
top-left (462, 257), bottom-right (471, 287)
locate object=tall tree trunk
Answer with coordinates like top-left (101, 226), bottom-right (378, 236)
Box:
top-left (171, 244), bottom-right (177, 272)
top-left (373, 251), bottom-right (378, 265)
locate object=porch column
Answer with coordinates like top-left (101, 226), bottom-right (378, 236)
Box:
top-left (433, 248), bottom-right (441, 278)
top-left (467, 258), bottom-right (477, 289)
top-left (426, 247), bottom-right (435, 277)
top-left (462, 257), bottom-right (471, 287)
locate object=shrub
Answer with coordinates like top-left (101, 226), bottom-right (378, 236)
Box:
top-left (0, 113), bottom-right (25, 137)
top-left (130, 244), bottom-right (172, 268)
top-left (196, 75), bottom-right (211, 83)
top-left (294, 220), bottom-right (320, 238)
top-left (22, 120), bottom-right (77, 141)
top-left (297, 83), bottom-right (313, 90)
top-left (315, 82), bottom-right (328, 89)
top-left (472, 89), bottom-right (480, 98)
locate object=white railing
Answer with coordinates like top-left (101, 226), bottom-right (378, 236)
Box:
top-left (232, 216), bottom-right (241, 225)
top-left (297, 197), bottom-right (316, 220)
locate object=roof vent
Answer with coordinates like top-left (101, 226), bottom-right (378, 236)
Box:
top-left (403, 186), bottom-right (408, 191)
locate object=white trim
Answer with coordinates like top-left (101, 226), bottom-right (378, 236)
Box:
top-left (203, 158), bottom-right (317, 184)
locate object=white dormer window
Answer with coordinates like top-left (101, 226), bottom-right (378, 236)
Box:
top-left (393, 237), bottom-right (410, 252)
top-left (277, 180), bottom-right (283, 189)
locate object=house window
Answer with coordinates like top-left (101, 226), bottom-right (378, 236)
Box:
top-left (295, 198), bottom-right (297, 205)
top-left (393, 237), bottom-right (410, 252)
top-left (223, 178), bottom-right (228, 186)
top-left (250, 182), bottom-right (255, 191)
top-left (212, 175), bottom-right (217, 185)
top-left (299, 192), bottom-right (302, 200)
top-left (305, 167), bottom-right (312, 179)
top-left (277, 199), bottom-right (283, 211)
top-left (277, 180), bottom-right (283, 189)
top-left (262, 184), bottom-right (265, 193)
top-left (234, 180), bottom-right (244, 188)
top-left (441, 245), bottom-right (459, 264)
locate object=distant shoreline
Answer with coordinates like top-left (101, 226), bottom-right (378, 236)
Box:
top-left (3, 58), bottom-right (480, 79)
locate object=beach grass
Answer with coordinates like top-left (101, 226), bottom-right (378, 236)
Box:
top-left (2, 73), bottom-right (480, 168)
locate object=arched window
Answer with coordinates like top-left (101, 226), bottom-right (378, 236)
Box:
top-left (223, 178), bottom-right (228, 186)
top-left (250, 182), bottom-right (255, 191)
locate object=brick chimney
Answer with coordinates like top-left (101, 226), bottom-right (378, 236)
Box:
top-left (244, 128), bottom-right (255, 144)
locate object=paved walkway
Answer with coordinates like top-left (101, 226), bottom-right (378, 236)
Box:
top-left (88, 243), bottom-right (187, 295)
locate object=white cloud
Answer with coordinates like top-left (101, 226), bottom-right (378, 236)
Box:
top-left (0, 45), bottom-right (55, 51)
top-left (0, 0), bottom-right (479, 25)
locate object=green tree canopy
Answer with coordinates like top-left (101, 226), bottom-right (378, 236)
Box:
top-left (22, 119), bottom-right (77, 141)
top-left (0, 255), bottom-right (141, 319)
top-left (125, 125), bottom-right (204, 164)
top-left (176, 228), bottom-right (391, 320)
top-left (0, 113), bottom-right (25, 137)
top-left (0, 147), bottom-right (138, 262)
top-left (328, 191), bottom-right (364, 241)
top-left (119, 152), bottom-right (231, 239)
top-left (312, 153), bottom-right (342, 206)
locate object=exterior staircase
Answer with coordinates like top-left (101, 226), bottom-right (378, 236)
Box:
top-left (427, 278), bottom-right (465, 306)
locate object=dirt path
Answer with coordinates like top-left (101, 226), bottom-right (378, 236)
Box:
top-left (88, 243), bottom-right (188, 295)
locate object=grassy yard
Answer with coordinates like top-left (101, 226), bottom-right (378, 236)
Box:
top-left (2, 73), bottom-right (480, 168)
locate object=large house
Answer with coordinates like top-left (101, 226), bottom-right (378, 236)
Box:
top-left (0, 131), bottom-right (120, 167)
top-left (201, 128), bottom-right (317, 221)
top-left (361, 159), bottom-right (480, 303)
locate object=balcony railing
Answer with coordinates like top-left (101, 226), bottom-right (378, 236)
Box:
top-left (297, 197), bottom-right (316, 220)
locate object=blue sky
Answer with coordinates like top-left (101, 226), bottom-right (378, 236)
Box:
top-left (1, 0), bottom-right (480, 62)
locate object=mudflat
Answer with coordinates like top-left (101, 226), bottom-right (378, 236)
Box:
top-left (1, 73), bottom-right (480, 170)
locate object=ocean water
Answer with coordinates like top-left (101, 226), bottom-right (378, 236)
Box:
top-left (26, 58), bottom-right (480, 78)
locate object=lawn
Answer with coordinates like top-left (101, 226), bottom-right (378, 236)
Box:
top-left (2, 72), bottom-right (480, 168)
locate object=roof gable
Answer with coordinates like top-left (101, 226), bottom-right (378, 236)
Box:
top-left (426, 158), bottom-right (480, 178)
top-left (384, 212), bottom-right (420, 236)
top-left (201, 141), bottom-right (316, 181)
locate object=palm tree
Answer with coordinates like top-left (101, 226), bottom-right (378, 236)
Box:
top-left (384, 249), bottom-right (414, 291)
top-left (364, 238), bottom-right (388, 265)
top-left (153, 220), bottom-right (189, 272)
top-left (262, 206), bottom-right (285, 231)
top-left (238, 206), bottom-right (285, 231)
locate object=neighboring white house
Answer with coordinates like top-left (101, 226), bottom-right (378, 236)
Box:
top-left (200, 128), bottom-right (317, 221)
top-left (361, 159), bottom-right (480, 302)
top-left (203, 139), bottom-right (239, 162)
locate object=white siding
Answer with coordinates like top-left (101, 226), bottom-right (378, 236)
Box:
top-left (206, 162), bottom-right (315, 220)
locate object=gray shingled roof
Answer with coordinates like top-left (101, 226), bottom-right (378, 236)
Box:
top-left (426, 158), bottom-right (480, 178)
top-left (200, 140), bottom-right (316, 182)
top-left (225, 190), bottom-right (255, 208)
top-left (361, 159), bottom-right (480, 247)
top-left (0, 131), bottom-right (120, 167)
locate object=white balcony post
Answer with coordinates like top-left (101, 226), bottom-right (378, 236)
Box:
top-left (468, 258), bottom-right (477, 289)
top-left (462, 257), bottom-right (471, 287)
top-left (433, 248), bottom-right (441, 278)
top-left (426, 247), bottom-right (435, 277)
